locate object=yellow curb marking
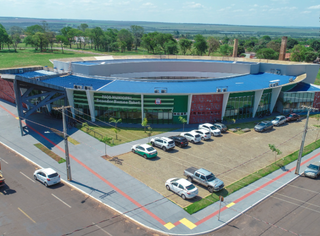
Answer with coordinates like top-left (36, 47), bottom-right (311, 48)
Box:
top-left (15, 117), bottom-right (19, 120)
top-left (179, 218), bottom-right (197, 229)
top-left (226, 202), bottom-right (235, 208)
top-left (164, 222), bottom-right (175, 230)
top-left (18, 207), bottom-right (36, 223)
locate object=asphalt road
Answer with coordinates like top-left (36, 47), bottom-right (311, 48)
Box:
top-left (203, 175), bottom-right (320, 236)
top-left (0, 143), bottom-right (165, 236)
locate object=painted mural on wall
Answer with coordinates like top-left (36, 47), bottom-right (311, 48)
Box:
top-left (313, 92), bottom-right (320, 109)
top-left (189, 94), bottom-right (223, 124)
top-left (0, 77), bottom-right (15, 104)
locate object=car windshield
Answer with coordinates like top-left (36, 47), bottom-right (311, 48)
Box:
top-left (274, 117), bottom-right (280, 121)
top-left (209, 126), bottom-right (215, 130)
top-left (186, 184), bottom-right (196, 190)
top-left (258, 122), bottom-right (266, 126)
top-left (206, 173), bottom-right (216, 181)
top-left (195, 134), bottom-right (201, 138)
top-left (48, 173), bottom-right (58, 178)
top-left (307, 164), bottom-right (319, 170)
top-left (146, 147), bottom-right (155, 152)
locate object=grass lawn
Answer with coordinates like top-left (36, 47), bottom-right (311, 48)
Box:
top-left (78, 124), bottom-right (175, 146)
top-left (34, 143), bottom-right (66, 164)
top-left (184, 138), bottom-right (320, 214)
top-left (0, 48), bottom-right (97, 69)
top-left (314, 68), bottom-right (320, 86)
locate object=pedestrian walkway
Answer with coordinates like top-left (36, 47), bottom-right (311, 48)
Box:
top-left (0, 100), bottom-right (319, 235)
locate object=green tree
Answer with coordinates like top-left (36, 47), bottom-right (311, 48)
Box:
top-left (290, 44), bottom-right (306, 62)
top-left (32, 32), bottom-right (49, 52)
top-left (61, 26), bottom-right (76, 49)
top-left (11, 33), bottom-right (21, 52)
top-left (305, 52), bottom-right (318, 62)
top-left (112, 128), bottom-right (120, 140)
top-left (164, 40), bottom-right (178, 54)
top-left (46, 31), bottom-right (55, 51)
top-left (141, 118), bottom-right (148, 133)
top-left (141, 32), bottom-right (158, 53)
top-left (222, 36), bottom-right (229, 44)
top-left (237, 45), bottom-right (245, 56)
top-left (79, 23), bottom-right (89, 32)
top-left (178, 38), bottom-right (192, 55)
top-left (25, 25), bottom-right (44, 35)
top-left (266, 41), bottom-right (281, 52)
top-left (56, 35), bottom-right (68, 53)
top-left (256, 48), bottom-right (279, 59)
top-left (0, 24), bottom-right (9, 51)
top-left (194, 34), bottom-right (207, 56)
top-left (130, 25), bottom-right (144, 50)
top-left (109, 117), bottom-right (122, 128)
top-left (287, 38), bottom-right (299, 49)
top-left (9, 26), bottom-right (24, 36)
top-left (207, 36), bottom-right (220, 56)
top-left (219, 44), bottom-right (233, 56)
top-left (310, 40), bottom-right (320, 52)
top-left (90, 27), bottom-right (104, 50)
top-left (269, 144), bottom-right (282, 164)
top-left (117, 28), bottom-right (133, 52)
top-left (178, 116), bottom-right (187, 131)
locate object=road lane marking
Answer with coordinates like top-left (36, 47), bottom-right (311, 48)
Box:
top-left (0, 158), bottom-right (8, 164)
top-left (93, 222), bottom-right (113, 236)
top-left (18, 207), bottom-right (36, 223)
top-left (20, 172), bottom-right (35, 183)
top-left (51, 194), bottom-right (72, 208)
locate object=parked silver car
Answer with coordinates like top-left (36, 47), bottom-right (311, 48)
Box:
top-left (165, 178), bottom-right (198, 199)
top-left (271, 115), bottom-right (286, 126)
top-left (304, 162), bottom-right (320, 178)
top-left (34, 168), bottom-right (61, 187)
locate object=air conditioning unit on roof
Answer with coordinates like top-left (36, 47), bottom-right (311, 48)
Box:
top-left (74, 85), bottom-right (83, 89)
top-left (222, 88), bottom-right (227, 92)
top-left (161, 89), bottom-right (167, 93)
top-left (154, 89), bottom-right (159, 93)
top-left (216, 88), bottom-right (221, 92)
top-left (275, 82), bottom-right (279, 86)
top-left (84, 86), bottom-right (93, 90)
top-left (289, 78), bottom-right (294, 82)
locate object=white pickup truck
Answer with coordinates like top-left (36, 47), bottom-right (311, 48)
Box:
top-left (184, 167), bottom-right (224, 193)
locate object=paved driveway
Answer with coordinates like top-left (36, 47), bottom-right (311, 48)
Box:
top-left (105, 119), bottom-right (319, 208)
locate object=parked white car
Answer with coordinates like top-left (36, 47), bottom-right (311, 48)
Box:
top-left (150, 137), bottom-right (175, 151)
top-left (198, 123), bottom-right (221, 136)
top-left (271, 115), bottom-right (286, 126)
top-left (131, 144), bottom-right (158, 158)
top-left (192, 129), bottom-right (211, 140)
top-left (180, 131), bottom-right (201, 143)
top-left (34, 168), bottom-right (61, 187)
top-left (165, 178), bottom-right (198, 199)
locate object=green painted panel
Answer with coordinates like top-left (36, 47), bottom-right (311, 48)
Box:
top-left (281, 84), bottom-right (297, 92)
top-left (229, 92), bottom-right (255, 97)
top-left (263, 89), bottom-right (272, 94)
top-left (173, 95), bottom-right (188, 112)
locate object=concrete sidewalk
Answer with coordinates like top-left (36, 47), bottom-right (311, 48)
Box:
top-left (0, 100), bottom-right (319, 235)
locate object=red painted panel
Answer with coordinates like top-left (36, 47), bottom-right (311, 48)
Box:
top-left (313, 92), bottom-right (320, 109)
top-left (189, 94), bottom-right (223, 124)
top-left (0, 77), bottom-right (15, 104)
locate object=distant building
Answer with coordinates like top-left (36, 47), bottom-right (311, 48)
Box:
top-left (285, 53), bottom-right (291, 60)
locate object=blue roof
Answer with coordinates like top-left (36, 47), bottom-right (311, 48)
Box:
top-left (15, 71), bottom-right (48, 78)
top-left (287, 82), bottom-right (320, 92)
top-left (43, 75), bottom-right (112, 90)
top-left (73, 59), bottom-right (243, 66)
top-left (99, 73), bottom-right (295, 94)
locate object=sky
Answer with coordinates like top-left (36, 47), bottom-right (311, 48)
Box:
top-left (0, 0), bottom-right (320, 27)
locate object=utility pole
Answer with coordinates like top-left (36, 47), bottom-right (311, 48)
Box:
top-left (53, 105), bottom-right (72, 181)
top-left (295, 105), bottom-right (319, 175)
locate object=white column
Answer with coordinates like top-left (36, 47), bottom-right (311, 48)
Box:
top-left (221, 92), bottom-right (230, 120)
top-left (141, 94), bottom-right (144, 123)
top-left (66, 89), bottom-right (75, 118)
top-left (270, 87), bottom-right (282, 113)
top-left (253, 90), bottom-right (263, 118)
top-left (86, 90), bottom-right (95, 122)
top-left (46, 103), bottom-right (52, 112)
top-left (187, 94), bottom-right (193, 124)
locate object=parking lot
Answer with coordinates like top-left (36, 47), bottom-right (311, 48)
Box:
top-left (114, 118), bottom-right (320, 208)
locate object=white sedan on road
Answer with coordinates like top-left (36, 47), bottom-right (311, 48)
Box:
top-left (165, 178), bottom-right (198, 199)
top-left (34, 168), bottom-right (61, 187)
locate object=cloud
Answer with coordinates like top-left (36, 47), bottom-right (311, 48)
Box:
top-left (141, 2), bottom-right (156, 8)
top-left (308, 5), bottom-right (320, 9)
top-left (233, 9), bottom-right (243, 12)
top-left (301, 11), bottom-right (311, 14)
top-left (269, 6), bottom-right (297, 11)
top-left (183, 2), bottom-right (205, 9)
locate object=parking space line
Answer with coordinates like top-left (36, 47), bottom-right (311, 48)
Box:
top-left (93, 222), bottom-right (113, 236)
top-left (52, 194), bottom-right (72, 208)
top-left (1, 158), bottom-right (8, 164)
top-left (20, 172), bottom-right (35, 183)
top-left (18, 207), bottom-right (36, 223)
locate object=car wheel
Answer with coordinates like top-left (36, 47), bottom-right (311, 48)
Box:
top-left (162, 146), bottom-right (167, 151)
top-left (132, 149), bottom-right (135, 153)
top-left (33, 175), bottom-right (37, 180)
top-left (208, 187), bottom-right (214, 193)
top-left (187, 177), bottom-right (193, 182)
top-left (166, 185), bottom-right (170, 191)
top-left (201, 137), bottom-right (204, 141)
top-left (191, 140), bottom-right (194, 144)
top-left (276, 123), bottom-right (279, 127)
top-left (151, 142), bottom-right (155, 147)
top-left (143, 154), bottom-right (147, 159)
top-left (44, 182), bottom-right (48, 187)
top-left (181, 194), bottom-right (186, 200)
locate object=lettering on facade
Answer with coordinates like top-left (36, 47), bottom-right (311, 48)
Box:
top-left (96, 99), bottom-right (141, 105)
top-left (101, 95), bottom-right (134, 100)
top-left (173, 112), bottom-right (187, 116)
